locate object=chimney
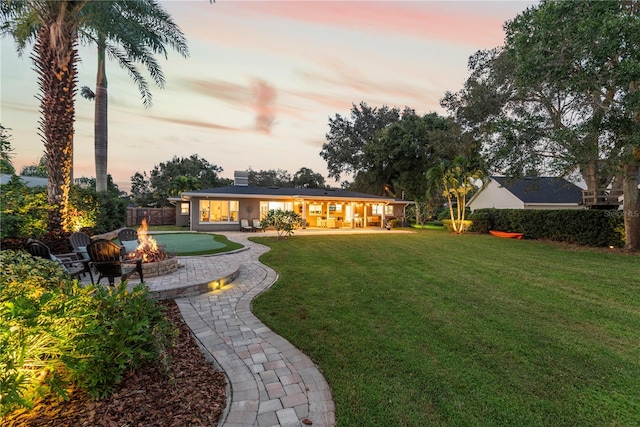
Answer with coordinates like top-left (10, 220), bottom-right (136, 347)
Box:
top-left (234, 170), bottom-right (249, 186)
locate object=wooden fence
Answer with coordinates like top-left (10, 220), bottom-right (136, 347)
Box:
top-left (126, 207), bottom-right (176, 226)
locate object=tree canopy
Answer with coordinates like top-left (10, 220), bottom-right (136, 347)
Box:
top-left (443, 0), bottom-right (640, 250)
top-left (322, 102), bottom-right (481, 201)
top-left (130, 154), bottom-right (230, 206)
top-left (0, 125), bottom-right (15, 175)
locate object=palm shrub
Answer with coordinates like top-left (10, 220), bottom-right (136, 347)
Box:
top-left (0, 251), bottom-right (172, 416)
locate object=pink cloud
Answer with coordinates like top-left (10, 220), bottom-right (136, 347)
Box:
top-left (236, 1), bottom-right (513, 47)
top-left (251, 79), bottom-right (277, 134)
top-left (148, 115), bottom-right (240, 132)
top-left (182, 77), bottom-right (279, 133)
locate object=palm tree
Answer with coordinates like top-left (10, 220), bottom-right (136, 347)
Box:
top-left (0, 1), bottom-right (188, 230)
top-left (80, 2), bottom-right (188, 193)
top-left (1, 1), bottom-right (85, 231)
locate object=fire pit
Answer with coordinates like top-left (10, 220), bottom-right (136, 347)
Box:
top-left (124, 219), bottom-right (179, 279)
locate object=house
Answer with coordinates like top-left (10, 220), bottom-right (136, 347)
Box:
top-left (468, 176), bottom-right (584, 211)
top-left (172, 171), bottom-right (411, 232)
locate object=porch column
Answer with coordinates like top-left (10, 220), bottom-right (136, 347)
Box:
top-left (381, 203), bottom-right (386, 228)
top-left (301, 199), bottom-right (307, 228)
top-left (350, 202), bottom-right (355, 229)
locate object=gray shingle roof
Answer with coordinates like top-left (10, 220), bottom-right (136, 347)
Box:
top-left (492, 176), bottom-right (583, 204)
top-left (183, 185), bottom-right (396, 201)
top-left (0, 174), bottom-right (48, 187)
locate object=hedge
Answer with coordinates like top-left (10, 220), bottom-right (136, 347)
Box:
top-left (469, 208), bottom-right (625, 247)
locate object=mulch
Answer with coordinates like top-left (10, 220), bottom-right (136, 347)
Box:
top-left (2, 300), bottom-right (227, 427)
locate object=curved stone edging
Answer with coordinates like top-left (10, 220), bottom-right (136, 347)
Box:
top-left (150, 265), bottom-right (240, 300)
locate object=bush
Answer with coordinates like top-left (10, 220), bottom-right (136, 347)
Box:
top-left (0, 176), bottom-right (48, 239)
top-left (468, 208), bottom-right (625, 247)
top-left (441, 219), bottom-right (473, 233)
top-left (261, 209), bottom-right (304, 239)
top-left (0, 251), bottom-right (172, 416)
top-left (386, 218), bottom-right (401, 228)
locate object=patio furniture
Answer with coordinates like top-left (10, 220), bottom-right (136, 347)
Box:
top-left (252, 218), bottom-right (265, 232)
top-left (26, 239), bottom-right (93, 283)
top-left (87, 238), bottom-right (144, 285)
top-left (240, 218), bottom-right (252, 232)
top-left (69, 231), bottom-right (91, 260)
top-left (118, 228), bottom-right (139, 254)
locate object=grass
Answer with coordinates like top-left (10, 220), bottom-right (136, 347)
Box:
top-left (252, 230), bottom-right (640, 426)
top-left (116, 230), bottom-right (244, 256)
top-left (151, 233), bottom-right (244, 256)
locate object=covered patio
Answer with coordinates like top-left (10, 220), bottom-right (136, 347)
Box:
top-left (173, 176), bottom-right (411, 233)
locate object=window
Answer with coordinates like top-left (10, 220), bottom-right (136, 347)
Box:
top-left (309, 204), bottom-right (322, 215)
top-left (260, 201), bottom-right (294, 219)
top-left (385, 205), bottom-right (394, 216)
top-left (180, 202), bottom-right (189, 216)
top-left (199, 200), bottom-right (239, 223)
top-left (372, 204), bottom-right (382, 215)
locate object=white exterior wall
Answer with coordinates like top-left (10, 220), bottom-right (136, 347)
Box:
top-left (469, 179), bottom-right (524, 211)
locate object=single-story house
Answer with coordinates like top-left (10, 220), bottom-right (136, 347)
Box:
top-left (468, 176), bottom-right (585, 211)
top-left (172, 171), bottom-right (411, 232)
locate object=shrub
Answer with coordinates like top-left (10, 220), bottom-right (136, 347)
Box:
top-left (69, 282), bottom-right (173, 398)
top-left (442, 219), bottom-right (472, 233)
top-left (0, 177), bottom-right (48, 239)
top-left (468, 208), bottom-right (625, 247)
top-left (0, 251), bottom-right (93, 415)
top-left (387, 218), bottom-right (401, 228)
top-left (0, 251), bottom-right (172, 416)
top-left (261, 209), bottom-right (304, 239)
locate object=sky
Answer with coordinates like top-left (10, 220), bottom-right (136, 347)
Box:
top-left (1, 0), bottom-right (537, 193)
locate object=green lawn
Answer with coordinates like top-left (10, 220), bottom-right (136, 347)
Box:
top-left (252, 231), bottom-right (640, 426)
top-left (117, 232), bottom-right (243, 256)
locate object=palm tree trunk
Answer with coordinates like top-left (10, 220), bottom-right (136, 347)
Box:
top-left (95, 41), bottom-right (108, 193)
top-left (33, 26), bottom-right (78, 232)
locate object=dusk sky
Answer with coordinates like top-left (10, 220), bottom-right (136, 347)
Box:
top-left (1, 0), bottom-right (536, 193)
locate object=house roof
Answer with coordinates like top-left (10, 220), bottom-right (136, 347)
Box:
top-left (492, 176), bottom-right (583, 204)
top-left (0, 174), bottom-right (48, 187)
top-left (182, 185), bottom-right (403, 203)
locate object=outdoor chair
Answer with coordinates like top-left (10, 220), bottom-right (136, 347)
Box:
top-left (118, 228), bottom-right (139, 254)
top-left (87, 238), bottom-right (144, 285)
top-left (69, 231), bottom-right (92, 260)
top-left (240, 218), bottom-right (252, 232)
top-left (26, 239), bottom-right (93, 283)
top-left (252, 218), bottom-right (265, 232)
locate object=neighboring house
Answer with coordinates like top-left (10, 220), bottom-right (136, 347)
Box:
top-left (0, 173), bottom-right (48, 187)
top-left (172, 171), bottom-right (411, 232)
top-left (468, 176), bottom-right (585, 211)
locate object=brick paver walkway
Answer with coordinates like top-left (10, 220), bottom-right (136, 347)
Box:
top-left (174, 233), bottom-right (336, 427)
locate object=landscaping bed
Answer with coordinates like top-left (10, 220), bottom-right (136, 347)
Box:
top-left (2, 300), bottom-right (227, 426)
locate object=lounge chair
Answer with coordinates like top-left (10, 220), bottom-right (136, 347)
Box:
top-left (87, 238), bottom-right (144, 285)
top-left (240, 218), bottom-right (252, 232)
top-left (69, 231), bottom-right (92, 260)
top-left (118, 228), bottom-right (139, 254)
top-left (252, 218), bottom-right (265, 232)
top-left (26, 239), bottom-right (93, 283)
